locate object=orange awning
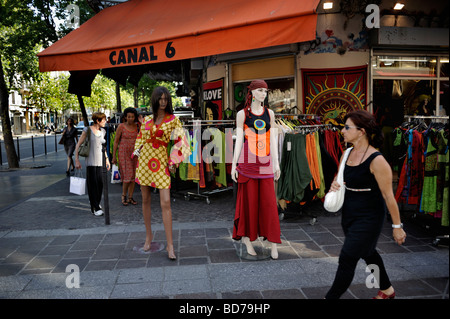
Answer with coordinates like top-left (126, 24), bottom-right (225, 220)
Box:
top-left (38, 0), bottom-right (320, 72)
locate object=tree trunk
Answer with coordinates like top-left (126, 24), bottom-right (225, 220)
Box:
top-left (134, 85), bottom-right (138, 109)
top-left (77, 95), bottom-right (89, 127)
top-left (0, 58), bottom-right (19, 168)
top-left (116, 82), bottom-right (122, 113)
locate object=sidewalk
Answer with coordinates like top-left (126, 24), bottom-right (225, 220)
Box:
top-left (0, 151), bottom-right (448, 300)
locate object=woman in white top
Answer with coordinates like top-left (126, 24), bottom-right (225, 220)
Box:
top-left (75, 112), bottom-right (111, 216)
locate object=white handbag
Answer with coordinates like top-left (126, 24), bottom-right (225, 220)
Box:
top-left (70, 169), bottom-right (86, 196)
top-left (323, 147), bottom-right (352, 213)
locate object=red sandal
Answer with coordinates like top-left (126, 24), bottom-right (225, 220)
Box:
top-left (373, 290), bottom-right (395, 299)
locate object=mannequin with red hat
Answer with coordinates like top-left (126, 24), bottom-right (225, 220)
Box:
top-left (231, 79), bottom-right (281, 259)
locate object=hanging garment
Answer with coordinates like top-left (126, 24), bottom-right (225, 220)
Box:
top-left (277, 133), bottom-right (313, 203)
top-left (319, 130), bottom-right (338, 193)
top-left (395, 129), bottom-right (424, 205)
top-left (420, 129), bottom-right (439, 214)
top-left (314, 132), bottom-right (326, 199)
top-left (437, 129), bottom-right (449, 226)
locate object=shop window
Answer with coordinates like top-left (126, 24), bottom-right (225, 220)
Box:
top-left (233, 77), bottom-right (295, 114)
top-left (373, 79), bottom-right (437, 126)
top-left (373, 56), bottom-right (437, 77)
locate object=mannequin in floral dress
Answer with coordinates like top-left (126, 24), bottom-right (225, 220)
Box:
top-left (134, 87), bottom-right (190, 260)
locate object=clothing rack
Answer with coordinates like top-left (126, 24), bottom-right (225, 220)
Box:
top-left (275, 113), bottom-right (318, 119)
top-left (398, 115), bottom-right (449, 247)
top-left (177, 120), bottom-right (235, 204)
top-left (292, 124), bottom-right (333, 133)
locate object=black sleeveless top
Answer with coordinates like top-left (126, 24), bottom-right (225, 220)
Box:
top-left (342, 151), bottom-right (386, 219)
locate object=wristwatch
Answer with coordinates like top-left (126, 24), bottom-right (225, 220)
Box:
top-left (392, 223), bottom-right (403, 229)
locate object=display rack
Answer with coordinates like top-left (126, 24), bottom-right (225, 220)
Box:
top-left (400, 115), bottom-right (449, 247)
top-left (180, 119), bottom-right (236, 204)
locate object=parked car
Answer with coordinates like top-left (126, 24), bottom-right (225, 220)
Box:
top-left (76, 120), bottom-right (93, 135)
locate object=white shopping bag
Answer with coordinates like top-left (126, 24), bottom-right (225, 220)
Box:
top-left (70, 169), bottom-right (86, 195)
top-left (111, 164), bottom-right (122, 184)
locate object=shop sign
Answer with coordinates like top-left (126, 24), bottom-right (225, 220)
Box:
top-left (109, 41), bottom-right (176, 66)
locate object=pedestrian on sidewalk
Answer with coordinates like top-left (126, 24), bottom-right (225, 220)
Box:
top-left (74, 112), bottom-right (111, 217)
top-left (133, 86), bottom-right (190, 260)
top-left (111, 107), bottom-right (139, 206)
top-left (61, 118), bottom-right (78, 177)
top-left (324, 110), bottom-right (407, 299)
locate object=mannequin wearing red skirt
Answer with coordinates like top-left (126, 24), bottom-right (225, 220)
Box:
top-left (231, 80), bottom-right (281, 259)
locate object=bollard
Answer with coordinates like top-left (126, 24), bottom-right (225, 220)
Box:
top-left (31, 135), bottom-right (35, 158)
top-left (16, 137), bottom-right (20, 161)
top-left (44, 133), bottom-right (47, 155)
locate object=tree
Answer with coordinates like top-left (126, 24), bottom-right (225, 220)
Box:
top-left (0, 1), bottom-right (56, 168)
top-left (0, 0), bottom-right (94, 168)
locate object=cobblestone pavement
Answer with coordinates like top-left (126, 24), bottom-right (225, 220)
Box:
top-left (0, 151), bottom-right (448, 301)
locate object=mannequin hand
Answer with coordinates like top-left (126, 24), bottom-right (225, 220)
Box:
top-left (132, 148), bottom-right (140, 158)
top-left (231, 166), bottom-right (238, 183)
top-left (273, 165), bottom-right (281, 181)
top-left (393, 228), bottom-right (406, 245)
top-left (169, 164), bottom-right (177, 174)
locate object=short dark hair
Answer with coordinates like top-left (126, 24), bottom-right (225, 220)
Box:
top-left (123, 107), bottom-right (138, 122)
top-left (151, 86), bottom-right (173, 116)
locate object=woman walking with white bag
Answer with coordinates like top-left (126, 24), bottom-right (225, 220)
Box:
top-left (75, 112), bottom-right (111, 217)
top-left (325, 110), bottom-right (406, 299)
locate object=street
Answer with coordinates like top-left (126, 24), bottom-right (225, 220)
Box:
top-left (0, 134), bottom-right (65, 164)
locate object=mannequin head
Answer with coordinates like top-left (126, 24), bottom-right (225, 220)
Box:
top-left (244, 79), bottom-right (268, 118)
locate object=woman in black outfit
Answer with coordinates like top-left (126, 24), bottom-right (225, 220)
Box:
top-left (62, 118), bottom-right (78, 176)
top-left (325, 110), bottom-right (407, 299)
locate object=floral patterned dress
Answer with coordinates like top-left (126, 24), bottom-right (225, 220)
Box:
top-left (117, 123), bottom-right (138, 183)
top-left (134, 114), bottom-right (190, 189)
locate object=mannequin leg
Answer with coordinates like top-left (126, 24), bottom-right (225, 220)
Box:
top-left (270, 242), bottom-right (278, 259)
top-left (141, 186), bottom-right (153, 251)
top-left (242, 236), bottom-right (257, 256)
top-left (159, 189), bottom-right (176, 260)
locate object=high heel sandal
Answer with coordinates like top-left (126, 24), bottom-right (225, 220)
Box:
top-left (373, 290), bottom-right (395, 299)
top-left (127, 197), bottom-right (137, 205)
top-left (121, 195), bottom-right (129, 206)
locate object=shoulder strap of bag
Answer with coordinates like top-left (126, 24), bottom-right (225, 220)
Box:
top-left (337, 147), bottom-right (353, 182)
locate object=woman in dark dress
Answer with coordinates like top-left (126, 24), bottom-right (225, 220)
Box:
top-left (62, 118), bottom-right (78, 176)
top-left (325, 110), bottom-right (407, 299)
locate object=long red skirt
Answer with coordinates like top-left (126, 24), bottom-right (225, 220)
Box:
top-left (233, 175), bottom-right (281, 244)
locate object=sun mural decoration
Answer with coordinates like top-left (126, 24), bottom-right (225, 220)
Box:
top-left (303, 66), bottom-right (367, 127)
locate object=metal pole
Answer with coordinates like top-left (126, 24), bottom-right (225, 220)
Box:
top-left (44, 133), bottom-right (47, 155)
top-left (16, 137), bottom-right (20, 161)
top-left (102, 143), bottom-right (110, 225)
top-left (0, 140), bottom-right (3, 165)
top-left (31, 136), bottom-right (35, 158)
top-left (54, 133), bottom-right (57, 152)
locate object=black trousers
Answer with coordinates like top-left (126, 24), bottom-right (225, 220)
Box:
top-left (86, 166), bottom-right (103, 213)
top-left (325, 216), bottom-right (392, 299)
